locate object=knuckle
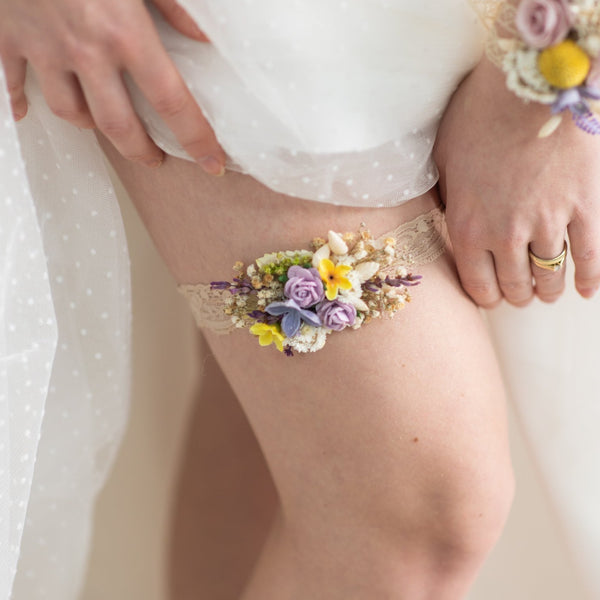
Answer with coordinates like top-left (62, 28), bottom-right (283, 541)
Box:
top-left (497, 232), bottom-right (527, 252)
top-left (6, 80), bottom-right (24, 96)
top-left (49, 104), bottom-right (86, 122)
top-left (575, 274), bottom-right (600, 288)
top-left (498, 278), bottom-right (530, 293)
top-left (532, 268), bottom-right (557, 283)
top-left (182, 136), bottom-right (215, 160)
top-left (97, 117), bottom-right (135, 139)
top-left (506, 295), bottom-right (533, 307)
top-left (572, 246), bottom-right (600, 264)
top-left (153, 87), bottom-right (189, 118)
top-left (461, 279), bottom-right (500, 307)
top-left (537, 290), bottom-right (563, 304)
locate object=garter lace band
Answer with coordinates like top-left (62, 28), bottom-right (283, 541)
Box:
top-left (178, 207), bottom-right (447, 333)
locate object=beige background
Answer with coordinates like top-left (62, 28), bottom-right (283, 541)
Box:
top-left (80, 178), bottom-right (591, 600)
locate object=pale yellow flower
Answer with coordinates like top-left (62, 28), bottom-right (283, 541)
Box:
top-left (250, 323), bottom-right (285, 352)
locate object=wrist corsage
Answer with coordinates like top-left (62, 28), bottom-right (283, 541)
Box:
top-left (210, 227), bottom-right (421, 356)
top-left (487, 0), bottom-right (600, 136)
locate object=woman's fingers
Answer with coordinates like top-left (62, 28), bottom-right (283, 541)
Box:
top-left (152, 0), bottom-right (210, 42)
top-left (38, 70), bottom-right (95, 129)
top-left (528, 236), bottom-right (567, 303)
top-left (80, 68), bottom-right (164, 168)
top-left (493, 244), bottom-right (534, 306)
top-left (453, 244), bottom-right (503, 308)
top-left (127, 24), bottom-right (226, 175)
top-left (3, 55), bottom-right (28, 120)
top-left (567, 217), bottom-right (600, 299)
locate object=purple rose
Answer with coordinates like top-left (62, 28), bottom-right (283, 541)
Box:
top-left (316, 300), bottom-right (357, 331)
top-left (284, 265), bottom-right (325, 308)
top-left (515, 0), bottom-right (573, 49)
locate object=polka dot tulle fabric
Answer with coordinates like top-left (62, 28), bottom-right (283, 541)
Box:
top-left (0, 71), bottom-right (131, 597)
top-left (134, 0), bottom-right (484, 206)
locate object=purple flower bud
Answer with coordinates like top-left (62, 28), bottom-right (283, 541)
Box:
top-left (284, 266), bottom-right (325, 308)
top-left (515, 0), bottom-right (572, 49)
top-left (316, 299), bottom-right (357, 331)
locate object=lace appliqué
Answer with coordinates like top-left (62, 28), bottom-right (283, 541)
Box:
top-left (177, 207), bottom-right (447, 334)
top-left (468, 0), bottom-right (515, 68)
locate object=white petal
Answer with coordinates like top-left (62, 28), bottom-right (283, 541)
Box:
top-left (353, 261), bottom-right (380, 282)
top-left (312, 243), bottom-right (331, 268)
top-left (328, 230), bottom-right (349, 255)
top-left (345, 295), bottom-right (370, 312)
top-left (538, 115), bottom-right (563, 138)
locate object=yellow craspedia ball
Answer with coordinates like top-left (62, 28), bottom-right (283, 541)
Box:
top-left (538, 40), bottom-right (591, 89)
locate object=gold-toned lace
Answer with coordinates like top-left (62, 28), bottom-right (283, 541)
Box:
top-left (178, 207), bottom-right (447, 334)
top-left (468, 0), bottom-right (517, 67)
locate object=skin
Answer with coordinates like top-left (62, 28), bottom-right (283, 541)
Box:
top-left (98, 137), bottom-right (514, 599)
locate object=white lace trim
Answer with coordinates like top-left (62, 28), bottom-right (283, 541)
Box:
top-left (178, 207), bottom-right (447, 333)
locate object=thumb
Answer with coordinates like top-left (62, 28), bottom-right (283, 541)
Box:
top-left (152, 0), bottom-right (210, 42)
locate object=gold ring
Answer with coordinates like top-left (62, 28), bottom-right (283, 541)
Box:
top-left (529, 241), bottom-right (568, 272)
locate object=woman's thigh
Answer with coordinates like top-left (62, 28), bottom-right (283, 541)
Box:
top-left (101, 137), bottom-right (511, 548)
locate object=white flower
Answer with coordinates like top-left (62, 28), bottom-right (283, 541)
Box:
top-left (343, 293), bottom-right (369, 312)
top-left (312, 243), bottom-right (331, 268)
top-left (286, 325), bottom-right (329, 353)
top-left (354, 261), bottom-right (380, 283)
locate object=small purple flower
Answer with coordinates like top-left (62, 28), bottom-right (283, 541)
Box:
top-left (265, 298), bottom-right (322, 337)
top-left (385, 274), bottom-right (423, 287)
top-left (316, 299), bottom-right (357, 331)
top-left (515, 0), bottom-right (572, 49)
top-left (552, 85), bottom-right (600, 134)
top-left (284, 266), bottom-right (325, 308)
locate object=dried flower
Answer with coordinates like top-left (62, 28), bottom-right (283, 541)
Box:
top-left (516, 0), bottom-right (573, 49)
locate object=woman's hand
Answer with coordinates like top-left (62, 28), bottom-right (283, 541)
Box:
top-left (0, 0), bottom-right (226, 175)
top-left (434, 56), bottom-right (600, 307)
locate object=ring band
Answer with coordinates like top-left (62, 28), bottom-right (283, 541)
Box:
top-left (529, 241), bottom-right (568, 272)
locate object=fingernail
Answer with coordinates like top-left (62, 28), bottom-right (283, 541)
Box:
top-left (145, 156), bottom-right (164, 169)
top-left (199, 156), bottom-right (226, 176)
top-left (13, 112), bottom-right (25, 122)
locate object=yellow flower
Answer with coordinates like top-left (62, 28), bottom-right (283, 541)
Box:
top-left (318, 258), bottom-right (353, 300)
top-left (250, 323), bottom-right (285, 352)
top-left (538, 40), bottom-right (591, 89)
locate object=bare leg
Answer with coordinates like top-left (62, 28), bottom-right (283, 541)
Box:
top-left (99, 136), bottom-right (514, 600)
top-left (168, 332), bottom-right (279, 600)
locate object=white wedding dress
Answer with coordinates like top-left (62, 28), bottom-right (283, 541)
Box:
top-left (0, 1), bottom-right (598, 598)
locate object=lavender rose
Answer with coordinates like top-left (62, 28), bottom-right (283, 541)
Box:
top-left (515, 0), bottom-right (573, 49)
top-left (284, 265), bottom-right (325, 308)
top-left (316, 299), bottom-right (357, 331)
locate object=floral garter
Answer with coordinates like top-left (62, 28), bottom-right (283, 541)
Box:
top-left (177, 207), bottom-right (446, 356)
